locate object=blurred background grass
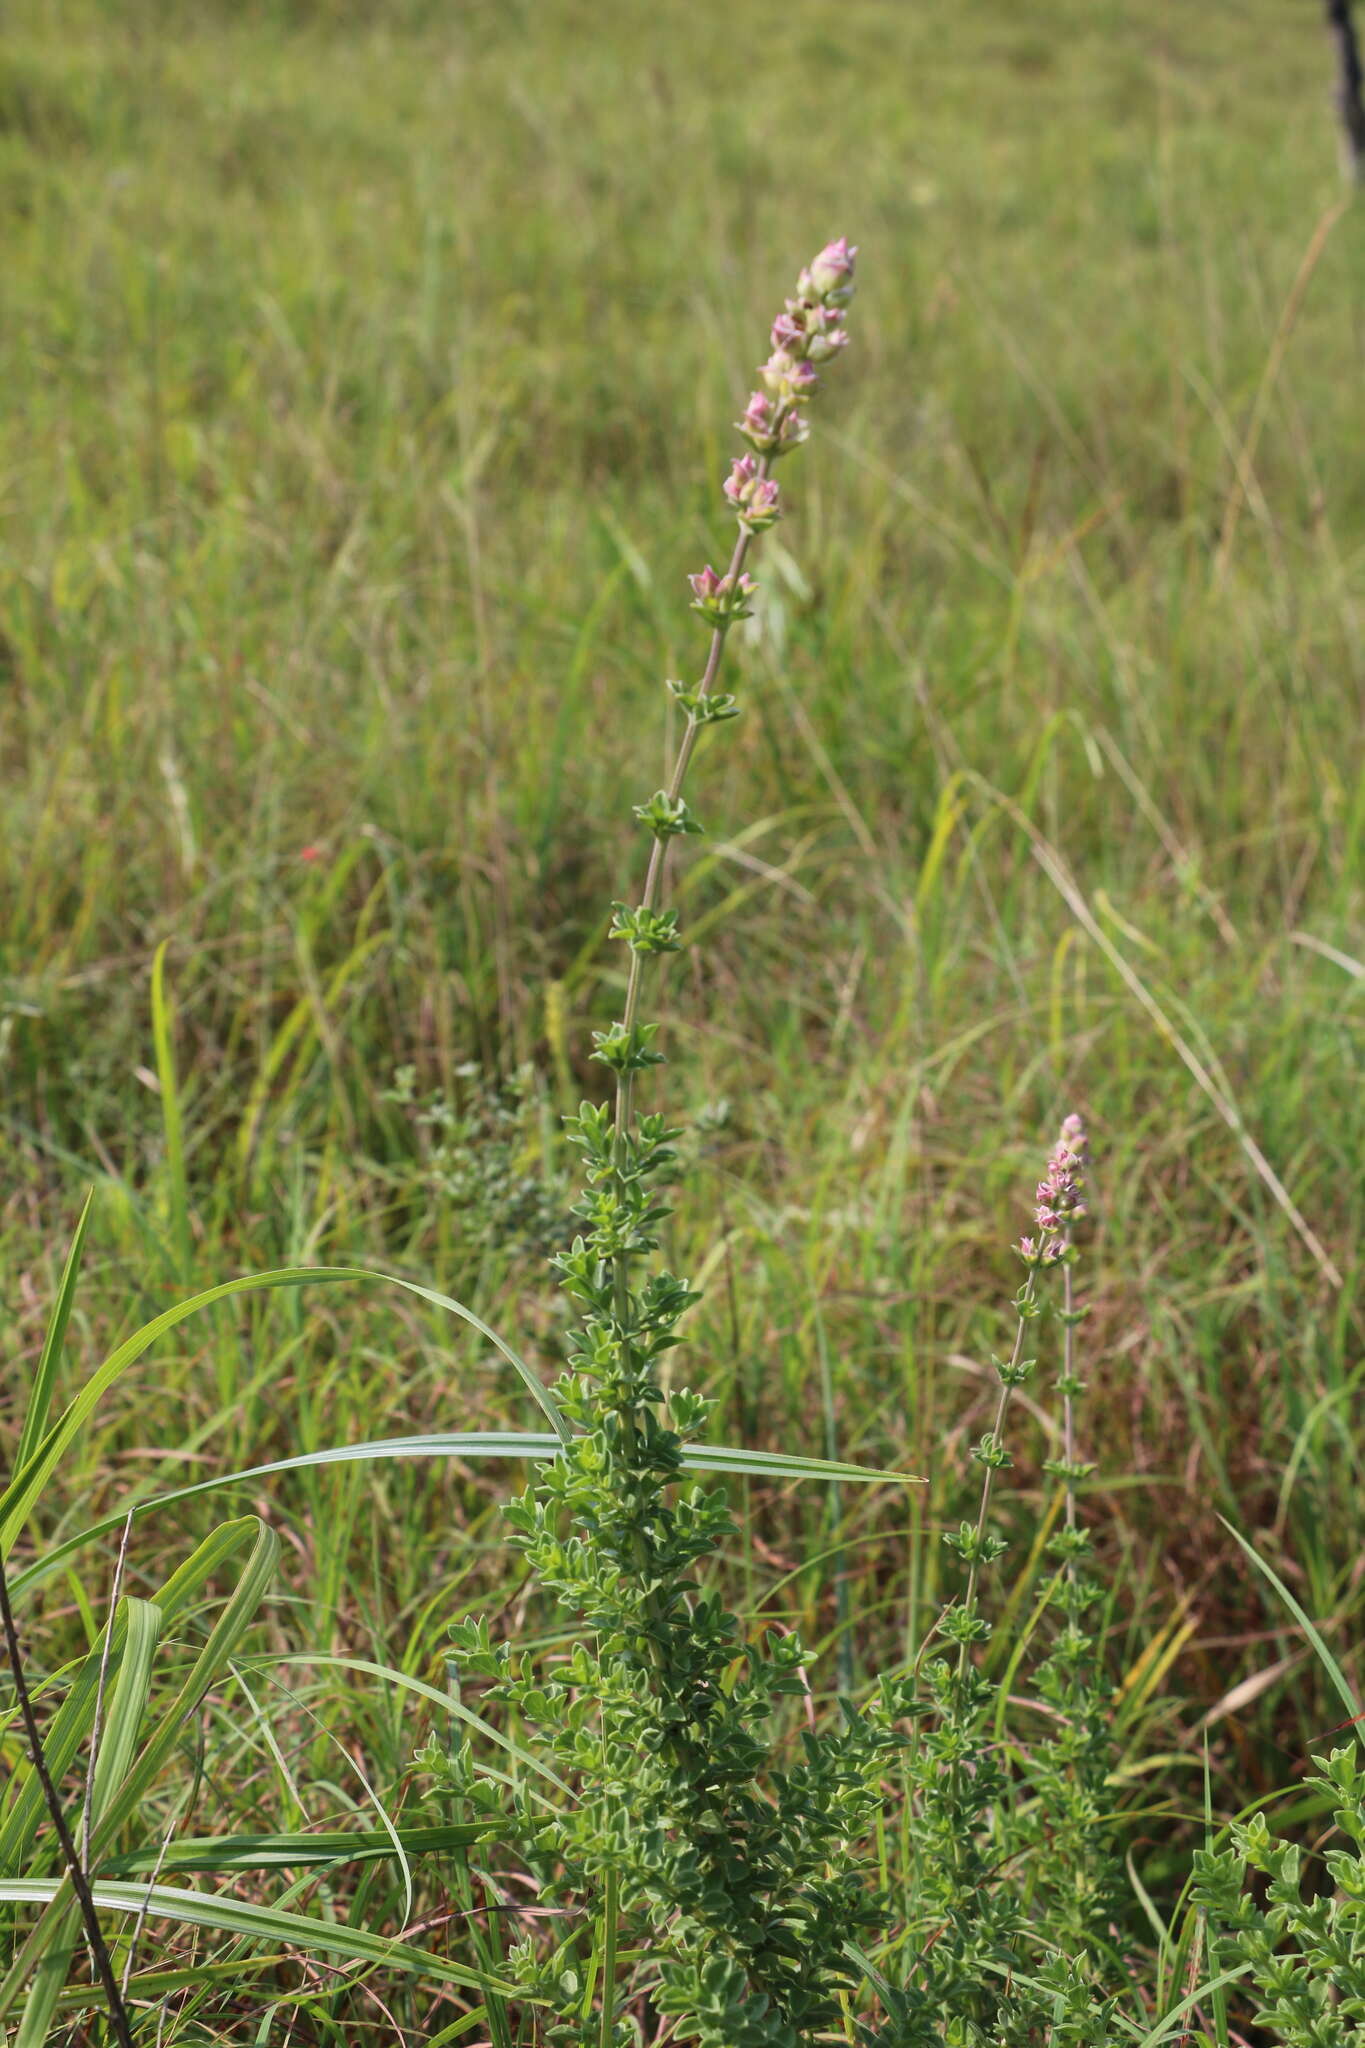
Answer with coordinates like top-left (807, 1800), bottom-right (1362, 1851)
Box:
top-left (1, 0), bottom-right (1362, 2010)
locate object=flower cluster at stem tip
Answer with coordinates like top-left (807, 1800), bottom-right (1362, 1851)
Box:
top-left (690, 237), bottom-right (859, 606)
top-left (1018, 1111), bottom-right (1088, 1267)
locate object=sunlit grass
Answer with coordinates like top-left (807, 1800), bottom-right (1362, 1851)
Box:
top-left (0, 0), bottom-right (1362, 2034)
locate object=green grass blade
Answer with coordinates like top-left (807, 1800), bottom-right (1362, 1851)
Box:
top-left (103, 1820), bottom-right (504, 1876)
top-left (0, 1520), bottom-right (281, 2021)
top-left (0, 1658), bottom-right (103, 1878)
top-left (0, 1521), bottom-right (262, 1874)
top-left (1218, 1515), bottom-right (1364, 1749)
top-left (88, 1597), bottom-right (162, 1820)
top-left (1126, 1965), bottom-right (1254, 2048)
top-left (0, 1264), bottom-right (567, 1557)
top-left (247, 1654), bottom-right (572, 1797)
top-left (15, 1191), bottom-right (93, 1478)
top-left (151, 939), bottom-right (191, 1275)
top-left (12, 1436), bottom-right (917, 1602)
top-left (14, 1936), bottom-right (68, 2048)
top-left (0, 1879), bottom-right (529, 1998)
top-left (91, 1522), bottom-right (280, 1850)
top-left (11, 1597), bottom-right (164, 2048)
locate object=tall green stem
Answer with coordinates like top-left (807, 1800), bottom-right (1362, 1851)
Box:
top-left (957, 1271), bottom-right (1036, 1664)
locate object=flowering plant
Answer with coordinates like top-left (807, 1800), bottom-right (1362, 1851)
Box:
top-left (419, 234), bottom-right (1356, 2048)
top-left (431, 239), bottom-right (907, 2048)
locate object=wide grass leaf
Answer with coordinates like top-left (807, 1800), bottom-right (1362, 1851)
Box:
top-left (0, 1878), bottom-right (526, 1998)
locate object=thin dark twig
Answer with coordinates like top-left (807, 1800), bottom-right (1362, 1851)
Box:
top-left (0, 1549), bottom-right (138, 2048)
top-left (1326, 0), bottom-right (1365, 181)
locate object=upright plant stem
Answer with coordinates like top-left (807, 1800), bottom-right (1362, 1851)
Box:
top-left (597, 1865), bottom-right (619, 2048)
top-left (1061, 1257), bottom-right (1076, 1540)
top-left (958, 1272), bottom-right (1036, 1650)
top-left (609, 487), bottom-right (769, 1172)
top-left (607, 428), bottom-right (783, 1496)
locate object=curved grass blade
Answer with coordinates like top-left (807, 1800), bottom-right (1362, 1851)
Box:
top-left (0, 1263), bottom-right (567, 1559)
top-left (0, 1879), bottom-right (528, 1999)
top-left (88, 1599), bottom-right (162, 1820)
top-left (15, 1192), bottom-right (93, 1478)
top-left (12, 1434), bottom-right (920, 1602)
top-left (0, 1520), bottom-right (263, 1872)
top-left (103, 1820), bottom-right (504, 1877)
top-left (0, 1521), bottom-right (280, 2023)
top-left (1219, 1515), bottom-right (1364, 1750)
top-left (246, 1654), bottom-right (572, 1798)
top-left (13, 1598), bottom-right (163, 2048)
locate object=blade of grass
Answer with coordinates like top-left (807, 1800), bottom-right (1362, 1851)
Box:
top-left (12, 1434), bottom-right (918, 1602)
top-left (0, 1879), bottom-right (530, 1999)
top-left (15, 1193), bottom-right (93, 1478)
top-left (0, 1260), bottom-right (571, 1562)
top-left (150, 939), bottom-right (192, 1276)
top-left (1219, 1515), bottom-right (1364, 1750)
top-left (103, 1820), bottom-right (503, 1877)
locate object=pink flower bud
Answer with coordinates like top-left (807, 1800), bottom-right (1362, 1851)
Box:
top-left (760, 349), bottom-right (799, 395)
top-left (806, 236), bottom-right (858, 301)
top-left (689, 566), bottom-right (758, 625)
top-left (737, 391), bottom-right (779, 452)
top-left (804, 305), bottom-right (849, 362)
top-left (775, 410), bottom-right (809, 454)
top-left (732, 474), bottom-right (781, 533)
top-left (760, 351), bottom-right (819, 404)
top-left (688, 565), bottom-right (724, 603)
top-left (770, 310), bottom-right (807, 353)
top-left (723, 454), bottom-right (760, 504)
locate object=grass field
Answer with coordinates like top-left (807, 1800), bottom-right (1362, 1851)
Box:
top-left (1, 0), bottom-right (1363, 2036)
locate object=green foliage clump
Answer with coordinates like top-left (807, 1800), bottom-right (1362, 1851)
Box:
top-left (1195, 1743), bottom-right (1365, 2045)
top-left (386, 1060), bottom-right (571, 1262)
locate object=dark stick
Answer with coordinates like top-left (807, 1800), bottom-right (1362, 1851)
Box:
top-left (1326, 0), bottom-right (1365, 183)
top-left (0, 1551), bottom-right (137, 2048)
